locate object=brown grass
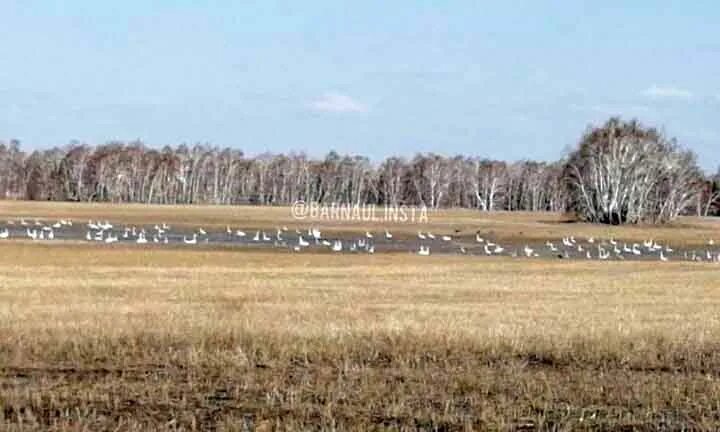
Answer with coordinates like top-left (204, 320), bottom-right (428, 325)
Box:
top-left (0, 202), bottom-right (719, 430)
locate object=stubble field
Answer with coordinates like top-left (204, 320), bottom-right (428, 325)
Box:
top-left (0, 201), bottom-right (719, 430)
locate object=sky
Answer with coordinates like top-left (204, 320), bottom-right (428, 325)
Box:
top-left (1, 1), bottom-right (718, 171)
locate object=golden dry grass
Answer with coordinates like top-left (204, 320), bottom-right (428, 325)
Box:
top-left (0, 202), bottom-right (720, 430)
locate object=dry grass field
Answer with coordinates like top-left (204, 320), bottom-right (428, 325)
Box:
top-left (0, 202), bottom-right (719, 430)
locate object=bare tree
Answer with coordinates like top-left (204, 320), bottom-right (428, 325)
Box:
top-left (564, 118), bottom-right (702, 224)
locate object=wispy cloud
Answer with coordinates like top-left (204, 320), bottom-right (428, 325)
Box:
top-left (308, 92), bottom-right (368, 113)
top-left (643, 85), bottom-right (693, 99)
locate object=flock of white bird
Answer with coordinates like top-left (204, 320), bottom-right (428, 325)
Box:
top-left (1, 217), bottom-right (719, 263)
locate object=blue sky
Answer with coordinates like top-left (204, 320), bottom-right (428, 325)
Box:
top-left (1, 1), bottom-right (718, 170)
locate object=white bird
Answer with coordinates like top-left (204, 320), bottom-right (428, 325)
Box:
top-left (385, 230), bottom-right (393, 240)
top-left (262, 231), bottom-right (271, 242)
top-left (136, 234), bottom-right (148, 244)
top-left (253, 231), bottom-right (261, 241)
top-left (365, 231), bottom-right (373, 239)
top-left (417, 245), bottom-right (430, 256)
top-left (493, 245), bottom-right (504, 254)
top-left (427, 232), bottom-right (436, 240)
top-left (86, 231), bottom-right (92, 241)
top-left (183, 234), bottom-right (198, 245)
top-left (105, 233), bottom-right (118, 244)
top-left (523, 245), bottom-right (534, 257)
top-left (236, 230), bottom-right (246, 237)
top-left (47, 230), bottom-right (54, 240)
top-left (311, 227), bottom-right (322, 240)
top-left (660, 250), bottom-right (669, 262)
top-left (331, 240), bottom-right (342, 252)
top-left (198, 228), bottom-right (207, 236)
top-left (298, 236), bottom-right (310, 247)
top-left (418, 231), bottom-right (426, 240)
top-left (442, 235), bottom-right (452, 242)
top-left (475, 234), bottom-right (484, 243)
top-left (0, 228), bottom-right (8, 239)
top-left (484, 244), bottom-right (492, 255)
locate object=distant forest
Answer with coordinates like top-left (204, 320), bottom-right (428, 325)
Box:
top-left (1, 118), bottom-right (719, 221)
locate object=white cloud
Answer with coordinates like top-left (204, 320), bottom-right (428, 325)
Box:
top-left (643, 85), bottom-right (693, 99)
top-left (308, 92), bottom-right (368, 113)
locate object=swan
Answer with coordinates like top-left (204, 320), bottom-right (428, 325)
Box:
top-left (484, 244), bottom-right (492, 255)
top-left (660, 250), bottom-right (669, 262)
top-left (47, 230), bottom-right (54, 240)
top-left (253, 231), bottom-right (260, 241)
top-left (418, 231), bottom-right (426, 240)
top-left (493, 245), bottom-right (504, 254)
top-left (86, 231), bottom-right (92, 241)
top-left (442, 235), bottom-right (452, 241)
top-left (385, 230), bottom-right (393, 240)
top-left (298, 236), bottom-right (309, 247)
top-left (136, 233), bottom-right (148, 244)
top-left (366, 231), bottom-right (373, 239)
top-left (262, 231), bottom-right (271, 241)
top-left (475, 234), bottom-right (484, 243)
top-left (311, 227), bottom-right (322, 240)
top-left (524, 245), bottom-right (534, 257)
top-left (236, 230), bottom-right (246, 237)
top-left (198, 228), bottom-right (207, 236)
top-left (331, 240), bottom-right (342, 252)
top-left (427, 232), bottom-right (435, 240)
top-left (183, 234), bottom-right (198, 245)
top-left (0, 228), bottom-right (8, 239)
top-left (417, 245), bottom-right (430, 256)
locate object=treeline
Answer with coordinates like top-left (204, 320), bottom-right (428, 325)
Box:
top-left (0, 123), bottom-right (718, 219)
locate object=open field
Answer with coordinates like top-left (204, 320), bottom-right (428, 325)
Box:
top-left (1, 200), bottom-right (719, 247)
top-left (1, 202), bottom-right (720, 430)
